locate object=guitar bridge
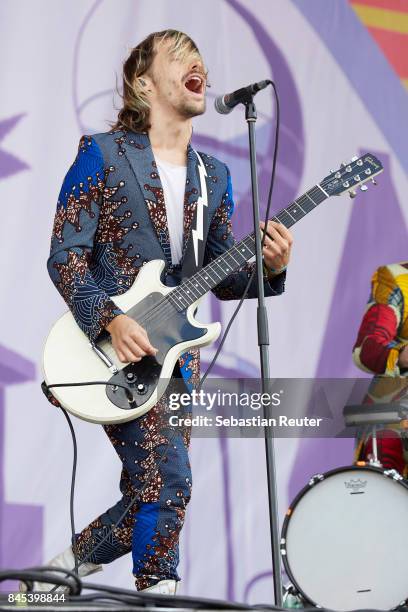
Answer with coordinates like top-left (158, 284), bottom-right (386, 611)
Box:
top-left (90, 341), bottom-right (118, 374)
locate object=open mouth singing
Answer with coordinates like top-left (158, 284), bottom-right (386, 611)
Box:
top-left (184, 73), bottom-right (205, 96)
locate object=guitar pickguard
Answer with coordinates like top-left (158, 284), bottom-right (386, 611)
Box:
top-left (104, 292), bottom-right (206, 411)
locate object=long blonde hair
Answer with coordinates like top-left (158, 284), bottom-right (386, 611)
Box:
top-left (112, 30), bottom-right (202, 134)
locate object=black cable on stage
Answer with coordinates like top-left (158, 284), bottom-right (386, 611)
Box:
top-left (3, 570), bottom-right (291, 610)
top-left (200, 80), bottom-right (280, 387)
top-left (21, 80), bottom-right (281, 602)
top-left (7, 566), bottom-right (82, 596)
top-left (75, 580), bottom-right (258, 609)
top-left (60, 407), bottom-right (79, 576)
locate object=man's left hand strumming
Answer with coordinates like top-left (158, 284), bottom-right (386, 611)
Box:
top-left (260, 220), bottom-right (293, 278)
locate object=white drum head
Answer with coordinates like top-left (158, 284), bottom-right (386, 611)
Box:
top-left (282, 467), bottom-right (408, 610)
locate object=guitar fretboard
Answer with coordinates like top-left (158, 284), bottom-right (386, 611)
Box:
top-left (167, 183), bottom-right (328, 311)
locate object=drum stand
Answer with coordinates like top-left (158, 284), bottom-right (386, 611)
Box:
top-left (344, 402), bottom-right (408, 470)
top-left (368, 425), bottom-right (382, 468)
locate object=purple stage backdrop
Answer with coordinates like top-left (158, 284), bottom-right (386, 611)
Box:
top-left (0, 0), bottom-right (407, 602)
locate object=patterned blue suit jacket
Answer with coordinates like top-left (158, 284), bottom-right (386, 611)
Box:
top-left (48, 128), bottom-right (286, 387)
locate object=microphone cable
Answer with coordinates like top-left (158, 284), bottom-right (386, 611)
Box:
top-left (200, 80), bottom-right (280, 387)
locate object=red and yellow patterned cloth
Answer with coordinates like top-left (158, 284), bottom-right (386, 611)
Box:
top-left (353, 262), bottom-right (408, 377)
top-left (352, 262), bottom-right (408, 473)
top-left (350, 0), bottom-right (408, 92)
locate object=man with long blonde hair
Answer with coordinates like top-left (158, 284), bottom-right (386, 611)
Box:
top-left (30, 30), bottom-right (292, 595)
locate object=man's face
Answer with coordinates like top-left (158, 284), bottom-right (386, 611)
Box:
top-left (147, 39), bottom-right (207, 119)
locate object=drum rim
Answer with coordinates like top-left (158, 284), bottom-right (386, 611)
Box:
top-left (280, 464), bottom-right (408, 608)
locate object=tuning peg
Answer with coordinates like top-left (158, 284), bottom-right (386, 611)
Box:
top-left (340, 163), bottom-right (346, 168)
top-left (351, 156), bottom-right (358, 162)
top-left (360, 185), bottom-right (368, 192)
top-left (349, 190), bottom-right (357, 198)
top-left (371, 178), bottom-right (377, 185)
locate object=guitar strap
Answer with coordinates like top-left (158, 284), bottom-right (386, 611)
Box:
top-left (180, 150), bottom-right (210, 280)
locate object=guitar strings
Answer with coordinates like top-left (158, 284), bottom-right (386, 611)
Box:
top-left (107, 188), bottom-right (319, 331)
top-left (115, 210), bottom-right (287, 330)
top-left (102, 166), bottom-right (372, 360)
top-left (145, 164), bottom-right (372, 326)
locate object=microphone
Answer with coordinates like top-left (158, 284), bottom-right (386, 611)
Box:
top-left (214, 80), bottom-right (272, 114)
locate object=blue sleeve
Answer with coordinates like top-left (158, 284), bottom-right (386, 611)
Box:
top-left (204, 163), bottom-right (286, 300)
top-left (47, 135), bottom-right (123, 342)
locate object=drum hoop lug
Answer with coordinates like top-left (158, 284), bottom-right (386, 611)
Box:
top-left (280, 537), bottom-right (287, 555)
top-left (308, 473), bottom-right (324, 486)
top-left (383, 468), bottom-right (403, 481)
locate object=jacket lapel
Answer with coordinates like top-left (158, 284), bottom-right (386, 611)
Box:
top-left (180, 144), bottom-right (201, 264)
top-left (180, 148), bottom-right (210, 277)
top-left (121, 131), bottom-right (172, 266)
top-left (121, 130), bottom-right (205, 269)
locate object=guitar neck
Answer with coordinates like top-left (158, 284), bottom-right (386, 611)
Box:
top-left (168, 183), bottom-right (328, 310)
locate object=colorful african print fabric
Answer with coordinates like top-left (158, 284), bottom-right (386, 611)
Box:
top-left (352, 263), bottom-right (408, 473)
top-left (71, 390), bottom-right (192, 590)
top-left (353, 263), bottom-right (408, 376)
top-left (47, 128), bottom-right (286, 589)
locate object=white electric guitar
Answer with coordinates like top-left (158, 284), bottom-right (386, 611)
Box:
top-left (43, 154), bottom-right (383, 424)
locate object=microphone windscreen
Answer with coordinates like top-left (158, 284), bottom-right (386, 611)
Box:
top-left (214, 96), bottom-right (232, 115)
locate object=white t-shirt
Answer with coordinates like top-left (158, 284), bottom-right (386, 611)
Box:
top-left (155, 157), bottom-right (187, 265)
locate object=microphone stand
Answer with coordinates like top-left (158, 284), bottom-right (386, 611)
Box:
top-left (245, 98), bottom-right (283, 607)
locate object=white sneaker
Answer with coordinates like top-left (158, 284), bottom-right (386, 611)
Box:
top-left (19, 545), bottom-right (103, 593)
top-left (141, 579), bottom-right (178, 595)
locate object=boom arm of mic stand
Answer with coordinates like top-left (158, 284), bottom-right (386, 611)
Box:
top-left (245, 99), bottom-right (283, 607)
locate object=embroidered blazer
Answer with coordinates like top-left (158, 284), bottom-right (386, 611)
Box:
top-left (47, 128), bottom-right (286, 387)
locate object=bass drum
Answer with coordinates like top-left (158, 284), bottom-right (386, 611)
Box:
top-left (281, 465), bottom-right (408, 611)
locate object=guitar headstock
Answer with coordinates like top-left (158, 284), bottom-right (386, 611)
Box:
top-left (320, 153), bottom-right (384, 198)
